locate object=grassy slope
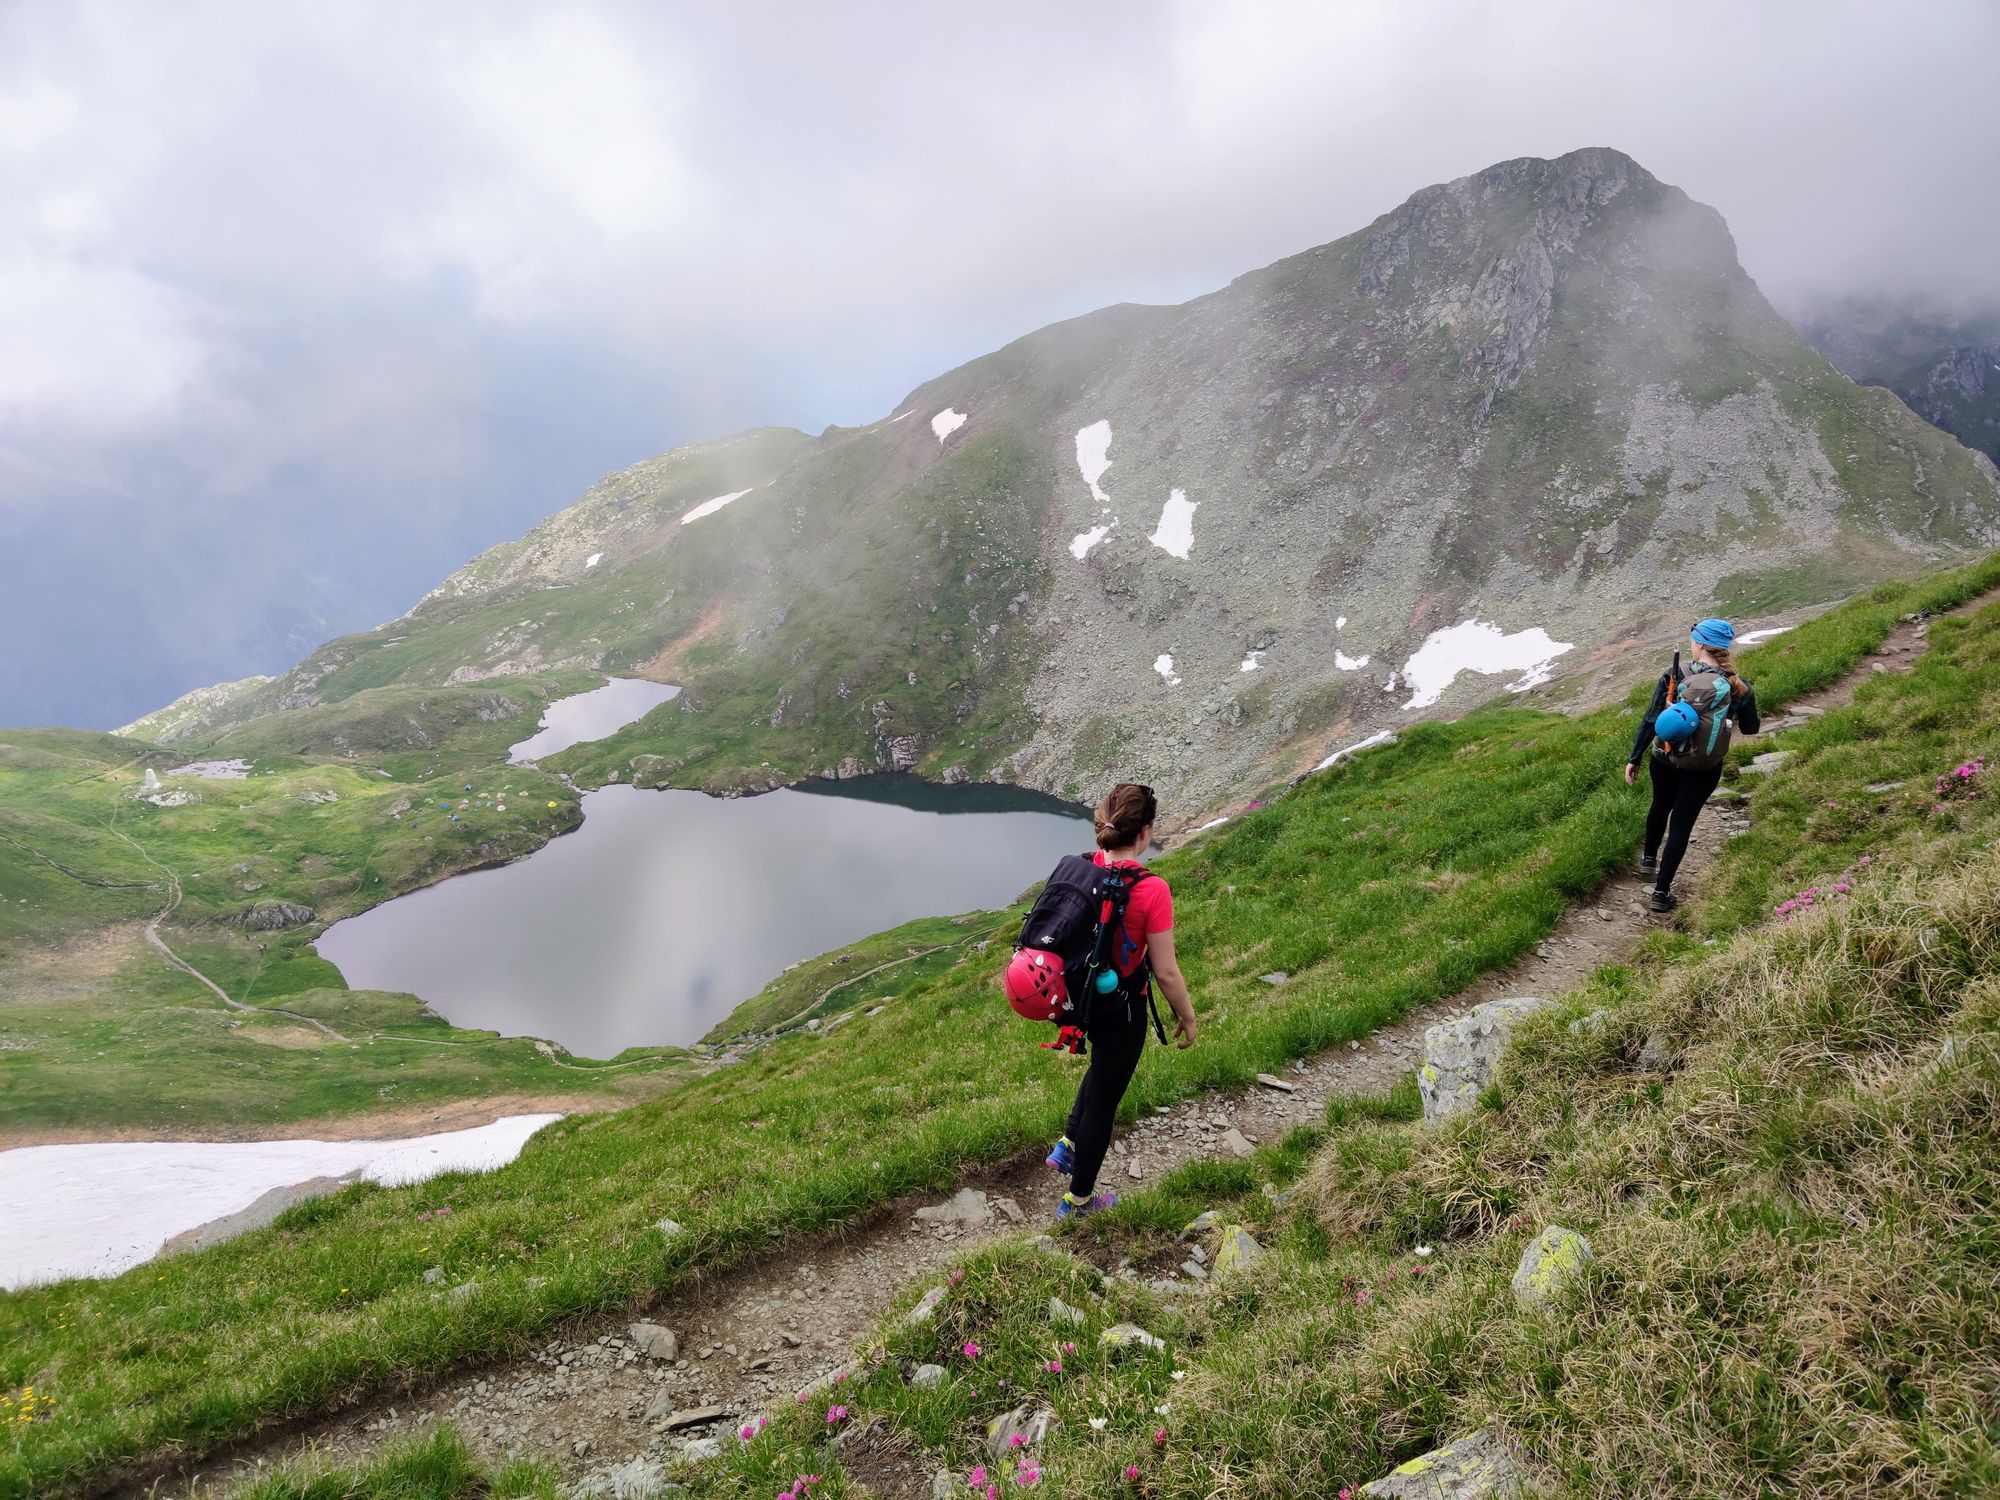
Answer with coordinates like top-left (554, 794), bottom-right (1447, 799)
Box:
top-left (654, 569), bottom-right (2000, 1499)
top-left (0, 678), bottom-right (693, 1137)
top-left (5, 556), bottom-right (1997, 1497)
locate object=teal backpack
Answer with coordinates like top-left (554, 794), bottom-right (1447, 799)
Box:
top-left (1661, 662), bottom-right (1735, 770)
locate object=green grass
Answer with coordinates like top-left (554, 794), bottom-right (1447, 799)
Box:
top-left (5, 557), bottom-right (1996, 1497)
top-left (222, 1426), bottom-right (558, 1500)
top-left (662, 588), bottom-right (2000, 1499)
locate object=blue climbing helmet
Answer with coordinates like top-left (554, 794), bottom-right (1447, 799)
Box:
top-left (1654, 700), bottom-right (1700, 746)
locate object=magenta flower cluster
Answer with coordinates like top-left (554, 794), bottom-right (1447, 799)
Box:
top-left (1776, 852), bottom-right (1876, 918)
top-left (776, 1474), bottom-right (822, 1500)
top-left (1931, 754), bottom-right (1987, 812)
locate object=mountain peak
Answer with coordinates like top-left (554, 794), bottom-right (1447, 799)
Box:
top-left (127, 151), bottom-right (2000, 818)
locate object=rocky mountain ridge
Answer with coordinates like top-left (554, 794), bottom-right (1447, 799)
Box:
top-left (125, 148), bottom-right (2000, 816)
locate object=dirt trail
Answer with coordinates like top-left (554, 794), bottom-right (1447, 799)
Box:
top-left (127, 605), bottom-right (1977, 1498)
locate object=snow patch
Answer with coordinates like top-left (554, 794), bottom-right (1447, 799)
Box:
top-left (0, 1115), bottom-right (561, 1289)
top-left (584, 552), bottom-right (602, 569)
top-left (1400, 621), bottom-right (1574, 709)
top-left (1336, 615), bottom-right (1348, 629)
top-left (1316, 730), bottom-right (1398, 771)
top-left (1153, 654), bottom-right (1182, 686)
top-left (1148, 488), bottom-right (1197, 559)
top-left (1070, 524), bottom-right (1112, 560)
top-left (1192, 816), bottom-right (1231, 833)
top-left (1335, 650), bottom-right (1370, 671)
top-left (681, 488), bottom-right (753, 524)
top-left (1074, 421), bottom-right (1113, 504)
top-left (931, 408), bottom-right (967, 443)
top-left (1239, 650), bottom-right (1264, 673)
top-left (1736, 626), bottom-right (1793, 645)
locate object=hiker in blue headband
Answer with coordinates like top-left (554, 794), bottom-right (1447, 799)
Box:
top-left (1623, 617), bottom-right (1761, 912)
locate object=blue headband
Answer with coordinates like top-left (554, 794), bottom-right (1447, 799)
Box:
top-left (1691, 618), bottom-right (1734, 648)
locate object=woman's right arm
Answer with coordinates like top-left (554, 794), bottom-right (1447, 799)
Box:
top-left (1627, 673), bottom-right (1668, 781)
top-left (1147, 927), bottom-right (1197, 1048)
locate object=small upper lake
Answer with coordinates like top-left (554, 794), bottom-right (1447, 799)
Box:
top-left (509, 678), bottom-right (681, 763)
top-left (316, 777), bottom-right (1090, 1056)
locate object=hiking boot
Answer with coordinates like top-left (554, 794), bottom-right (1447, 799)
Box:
top-left (1044, 1137), bottom-right (1076, 1175)
top-left (1648, 888), bottom-right (1678, 913)
top-left (1056, 1190), bottom-right (1117, 1221)
top-left (1638, 854), bottom-right (1659, 878)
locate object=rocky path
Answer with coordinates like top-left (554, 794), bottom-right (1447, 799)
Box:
top-left (134, 603), bottom-right (1979, 1498)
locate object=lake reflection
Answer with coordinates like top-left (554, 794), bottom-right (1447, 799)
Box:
top-left (316, 778), bottom-right (1088, 1056)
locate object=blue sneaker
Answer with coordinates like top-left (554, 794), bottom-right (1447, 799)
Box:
top-left (1056, 1190), bottom-right (1117, 1221)
top-left (1045, 1137), bottom-right (1075, 1174)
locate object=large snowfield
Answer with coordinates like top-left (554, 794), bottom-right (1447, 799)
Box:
top-left (0, 1115), bottom-right (560, 1289)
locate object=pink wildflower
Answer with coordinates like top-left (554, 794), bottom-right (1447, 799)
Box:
top-left (1061, 1341), bottom-right (1076, 1353)
top-left (1042, 1359), bottom-right (1062, 1374)
top-left (968, 1466), bottom-right (988, 1487)
top-left (950, 1268), bottom-right (966, 1285)
top-left (964, 1341), bottom-right (981, 1360)
top-left (1010, 1434), bottom-right (1026, 1448)
top-left (1016, 1462), bottom-right (1041, 1486)
top-left (1126, 1465), bottom-right (1141, 1481)
top-left (1154, 1428), bottom-right (1167, 1446)
top-left (826, 1403), bottom-right (847, 1426)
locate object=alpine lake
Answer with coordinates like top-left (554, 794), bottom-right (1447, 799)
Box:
top-left (315, 681), bottom-right (1089, 1056)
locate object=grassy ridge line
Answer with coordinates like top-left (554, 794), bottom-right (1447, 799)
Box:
top-left (2, 556), bottom-right (1996, 1498)
top-left (665, 578), bottom-right (2000, 1498)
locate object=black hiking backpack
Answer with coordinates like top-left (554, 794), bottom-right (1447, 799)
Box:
top-left (1014, 854), bottom-right (1166, 1045)
top-left (1661, 661), bottom-right (1736, 770)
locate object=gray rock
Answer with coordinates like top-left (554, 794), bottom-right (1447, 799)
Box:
top-left (568, 1455), bottom-right (673, 1499)
top-left (1179, 1210), bottom-right (1221, 1240)
top-left (1743, 751), bottom-right (1793, 776)
top-left (1099, 1323), bottom-right (1166, 1358)
top-left (911, 1363), bottom-right (947, 1389)
top-left (914, 1187), bottom-right (990, 1224)
top-left (1218, 1127), bottom-right (1256, 1158)
top-left (240, 901), bottom-right (316, 931)
top-left (654, 1217), bottom-right (685, 1238)
top-left (628, 1322), bottom-right (679, 1361)
top-left (1259, 971), bottom-right (1289, 986)
top-left (1049, 1296), bottom-right (1087, 1326)
top-left (1417, 998), bottom-right (1549, 1121)
top-left (906, 1286), bottom-right (948, 1324)
top-left (1360, 1428), bottom-right (1520, 1498)
top-left (157, 1172), bottom-right (359, 1258)
top-left (1512, 1224), bottom-right (1595, 1311)
top-left (647, 1401), bottom-right (731, 1431)
top-left (422, 1265), bottom-right (445, 1284)
top-left (1214, 1224), bottom-right (1262, 1276)
top-left (984, 1403), bottom-right (1057, 1458)
top-left (1255, 1072), bottom-right (1296, 1092)
top-left (1635, 1031), bottom-right (1673, 1073)
top-left (932, 1472), bottom-right (963, 1500)
top-left (680, 1438), bottom-right (721, 1462)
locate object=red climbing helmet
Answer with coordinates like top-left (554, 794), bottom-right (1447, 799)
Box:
top-left (1003, 947), bottom-right (1067, 1022)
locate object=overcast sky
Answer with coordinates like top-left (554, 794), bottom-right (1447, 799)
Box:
top-left (4, 0), bottom-right (1998, 727)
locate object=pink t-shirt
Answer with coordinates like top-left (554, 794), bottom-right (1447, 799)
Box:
top-left (1092, 851), bottom-right (1174, 976)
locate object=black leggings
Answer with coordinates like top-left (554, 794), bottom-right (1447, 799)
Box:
top-left (1645, 755), bottom-right (1723, 892)
top-left (1063, 995), bottom-right (1149, 1197)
